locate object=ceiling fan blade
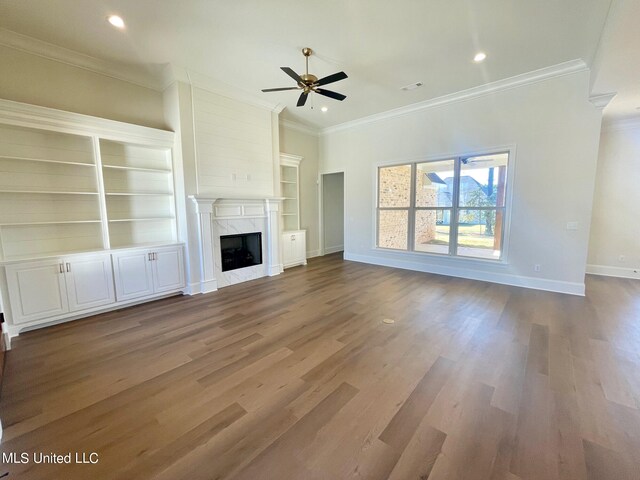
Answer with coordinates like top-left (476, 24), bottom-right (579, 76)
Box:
top-left (315, 71), bottom-right (348, 87)
top-left (296, 92), bottom-right (309, 107)
top-left (281, 67), bottom-right (304, 84)
top-left (314, 88), bottom-right (346, 101)
top-left (261, 87), bottom-right (301, 92)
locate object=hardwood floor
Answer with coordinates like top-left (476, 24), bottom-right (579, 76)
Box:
top-left (1, 253), bottom-right (639, 479)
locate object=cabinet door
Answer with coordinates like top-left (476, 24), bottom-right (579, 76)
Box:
top-left (294, 231), bottom-right (307, 264)
top-left (5, 259), bottom-right (68, 324)
top-left (112, 250), bottom-right (154, 301)
top-left (64, 254), bottom-right (115, 312)
top-left (152, 246), bottom-right (185, 293)
top-left (281, 233), bottom-right (294, 267)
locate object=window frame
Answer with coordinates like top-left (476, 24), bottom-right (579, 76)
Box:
top-left (375, 148), bottom-right (514, 263)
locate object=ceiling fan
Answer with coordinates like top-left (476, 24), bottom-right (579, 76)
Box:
top-left (261, 48), bottom-right (348, 107)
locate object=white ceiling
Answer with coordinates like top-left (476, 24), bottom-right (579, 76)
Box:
top-left (0, 0), bottom-right (628, 129)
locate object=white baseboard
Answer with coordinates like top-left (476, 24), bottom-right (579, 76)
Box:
top-left (586, 264), bottom-right (640, 279)
top-left (199, 279), bottom-right (218, 294)
top-left (306, 249), bottom-right (321, 259)
top-left (324, 245), bottom-right (344, 255)
top-left (268, 264), bottom-right (283, 276)
top-left (344, 252), bottom-right (585, 296)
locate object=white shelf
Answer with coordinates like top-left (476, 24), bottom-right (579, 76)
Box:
top-left (102, 164), bottom-right (171, 173)
top-left (0, 189), bottom-right (99, 195)
top-left (108, 217), bottom-right (174, 222)
top-left (0, 155), bottom-right (95, 168)
top-left (282, 213), bottom-right (297, 216)
top-left (0, 220), bottom-right (101, 226)
top-left (280, 180), bottom-right (296, 184)
top-left (105, 192), bottom-right (173, 196)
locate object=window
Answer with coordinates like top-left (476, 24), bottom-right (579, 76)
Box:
top-left (377, 152), bottom-right (509, 260)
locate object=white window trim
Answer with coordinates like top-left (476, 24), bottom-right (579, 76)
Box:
top-left (373, 145), bottom-right (517, 265)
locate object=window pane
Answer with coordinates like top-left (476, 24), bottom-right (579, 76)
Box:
top-left (379, 165), bottom-right (411, 208)
top-left (459, 153), bottom-right (508, 208)
top-left (456, 209), bottom-right (503, 259)
top-left (414, 209), bottom-right (450, 254)
top-left (415, 159), bottom-right (455, 207)
top-left (378, 210), bottom-right (408, 250)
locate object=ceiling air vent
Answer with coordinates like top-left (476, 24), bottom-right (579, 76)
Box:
top-left (401, 82), bottom-right (423, 91)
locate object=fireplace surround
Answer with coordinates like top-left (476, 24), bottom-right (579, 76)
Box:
top-left (189, 196), bottom-right (282, 292)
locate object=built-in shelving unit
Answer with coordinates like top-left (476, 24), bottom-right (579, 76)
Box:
top-left (279, 153), bottom-right (307, 269)
top-left (280, 153), bottom-right (302, 232)
top-left (0, 124), bottom-right (103, 260)
top-left (100, 139), bottom-right (176, 249)
top-left (0, 99), bottom-right (186, 340)
top-left (0, 103), bottom-right (178, 262)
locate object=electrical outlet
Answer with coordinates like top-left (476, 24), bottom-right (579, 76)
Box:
top-left (534, 264), bottom-right (541, 272)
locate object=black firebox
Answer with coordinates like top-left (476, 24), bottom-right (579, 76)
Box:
top-left (220, 232), bottom-right (262, 272)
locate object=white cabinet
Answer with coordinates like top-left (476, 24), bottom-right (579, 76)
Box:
top-left (5, 253), bottom-right (115, 324)
top-left (112, 250), bottom-right (154, 301)
top-left (5, 259), bottom-right (68, 324)
top-left (64, 254), bottom-right (115, 312)
top-left (282, 230), bottom-right (307, 269)
top-left (153, 246), bottom-right (185, 293)
top-left (112, 245), bottom-right (185, 301)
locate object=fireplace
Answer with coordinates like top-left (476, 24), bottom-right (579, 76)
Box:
top-left (189, 196), bottom-right (282, 292)
top-left (220, 232), bottom-right (262, 272)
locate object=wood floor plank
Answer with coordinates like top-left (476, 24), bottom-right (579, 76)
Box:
top-left (0, 254), bottom-right (638, 479)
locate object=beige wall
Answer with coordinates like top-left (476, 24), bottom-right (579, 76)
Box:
top-left (587, 123), bottom-right (640, 279)
top-left (279, 125), bottom-right (320, 257)
top-left (0, 45), bottom-right (166, 129)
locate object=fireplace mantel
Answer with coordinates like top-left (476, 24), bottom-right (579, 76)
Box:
top-left (189, 195), bottom-right (283, 293)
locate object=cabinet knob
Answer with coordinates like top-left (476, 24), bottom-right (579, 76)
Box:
top-left (65, 263), bottom-right (71, 272)
top-left (59, 263), bottom-right (64, 274)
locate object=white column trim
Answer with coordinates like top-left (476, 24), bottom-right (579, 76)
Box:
top-left (190, 197), bottom-right (218, 293)
top-left (265, 199), bottom-right (283, 276)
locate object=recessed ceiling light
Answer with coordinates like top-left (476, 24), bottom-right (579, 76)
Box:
top-left (474, 52), bottom-right (487, 63)
top-left (321, 106), bottom-right (328, 113)
top-left (107, 15), bottom-right (125, 29)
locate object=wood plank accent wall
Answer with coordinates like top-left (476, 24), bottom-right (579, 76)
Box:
top-left (192, 87), bottom-right (274, 197)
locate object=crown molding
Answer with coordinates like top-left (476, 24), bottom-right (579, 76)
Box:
top-left (280, 153), bottom-right (303, 166)
top-left (589, 93), bottom-right (616, 109)
top-left (279, 119), bottom-right (320, 137)
top-left (0, 28), bottom-right (165, 91)
top-left (321, 59), bottom-right (589, 136)
top-left (167, 65), bottom-right (285, 113)
top-left (602, 115), bottom-right (640, 133)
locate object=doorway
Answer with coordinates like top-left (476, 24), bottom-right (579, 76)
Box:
top-left (321, 172), bottom-right (344, 255)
